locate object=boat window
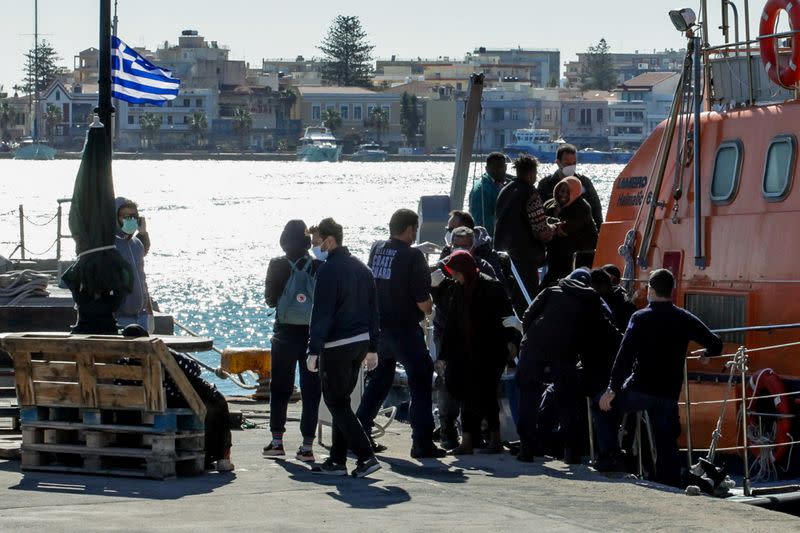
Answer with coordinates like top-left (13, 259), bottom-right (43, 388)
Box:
top-left (710, 141), bottom-right (742, 203)
top-left (762, 135), bottom-right (795, 200)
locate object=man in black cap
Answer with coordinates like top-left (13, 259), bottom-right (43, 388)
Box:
top-left (596, 268), bottom-right (723, 486)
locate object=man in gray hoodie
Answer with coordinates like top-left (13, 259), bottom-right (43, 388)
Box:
top-left (114, 197), bottom-right (153, 331)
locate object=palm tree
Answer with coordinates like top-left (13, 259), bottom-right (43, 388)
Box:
top-left (369, 107), bottom-right (389, 144)
top-left (188, 112), bottom-right (208, 147)
top-left (139, 112), bottom-right (162, 149)
top-left (0, 101), bottom-right (12, 142)
top-left (322, 108), bottom-right (342, 134)
top-left (232, 107), bottom-right (253, 151)
top-left (44, 103), bottom-right (62, 140)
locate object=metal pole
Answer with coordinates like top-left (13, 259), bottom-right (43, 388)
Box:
top-left (33, 0), bottom-right (39, 141)
top-left (450, 73), bottom-right (484, 210)
top-left (743, 0), bottom-right (755, 105)
top-left (693, 35), bottom-right (705, 269)
top-left (683, 359), bottom-right (694, 469)
top-left (740, 349), bottom-right (752, 496)
top-left (55, 204), bottom-right (62, 276)
top-left (18, 204), bottom-right (25, 260)
top-left (97, 0), bottom-right (114, 149)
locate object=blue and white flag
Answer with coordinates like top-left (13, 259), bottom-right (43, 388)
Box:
top-left (111, 36), bottom-right (180, 105)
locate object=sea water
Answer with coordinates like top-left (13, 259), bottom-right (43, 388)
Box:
top-left (0, 160), bottom-right (623, 394)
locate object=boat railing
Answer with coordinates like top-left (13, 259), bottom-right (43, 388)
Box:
top-left (680, 323), bottom-right (800, 496)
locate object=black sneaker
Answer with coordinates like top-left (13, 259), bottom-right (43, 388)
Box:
top-left (262, 442), bottom-right (285, 458)
top-left (368, 436), bottom-right (387, 453)
top-left (351, 456), bottom-right (381, 478)
top-left (311, 458), bottom-right (347, 476)
top-left (517, 444), bottom-right (535, 463)
top-left (563, 448), bottom-right (581, 465)
top-left (410, 441), bottom-right (447, 459)
top-left (594, 451), bottom-right (626, 473)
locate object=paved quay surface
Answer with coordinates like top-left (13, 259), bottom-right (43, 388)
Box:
top-left (0, 398), bottom-right (796, 532)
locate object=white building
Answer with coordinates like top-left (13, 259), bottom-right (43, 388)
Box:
top-left (608, 72), bottom-right (679, 148)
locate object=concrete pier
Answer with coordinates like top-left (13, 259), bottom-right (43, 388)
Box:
top-left (0, 398), bottom-right (795, 531)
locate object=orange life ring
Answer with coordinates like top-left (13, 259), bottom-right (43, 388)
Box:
top-left (759, 0), bottom-right (800, 88)
top-left (747, 368), bottom-right (793, 463)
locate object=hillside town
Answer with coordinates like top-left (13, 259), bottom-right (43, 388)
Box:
top-left (0, 26), bottom-right (684, 154)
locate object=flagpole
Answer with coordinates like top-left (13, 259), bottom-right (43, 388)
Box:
top-left (97, 0), bottom-right (114, 150)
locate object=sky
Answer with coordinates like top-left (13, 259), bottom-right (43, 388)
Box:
top-left (0, 0), bottom-right (768, 93)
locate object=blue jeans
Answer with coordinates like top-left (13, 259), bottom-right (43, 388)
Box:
top-left (356, 325), bottom-right (434, 443)
top-left (269, 336), bottom-right (321, 439)
top-left (594, 387), bottom-right (682, 486)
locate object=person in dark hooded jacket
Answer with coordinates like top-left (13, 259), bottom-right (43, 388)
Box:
top-left (542, 177), bottom-right (598, 287)
top-left (262, 220), bottom-right (323, 462)
top-left (516, 271), bottom-right (619, 463)
top-left (437, 250), bottom-right (519, 455)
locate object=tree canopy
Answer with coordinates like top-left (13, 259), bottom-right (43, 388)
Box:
top-left (400, 92), bottom-right (420, 145)
top-left (318, 15), bottom-right (375, 87)
top-left (582, 38), bottom-right (617, 91)
top-left (21, 40), bottom-right (66, 94)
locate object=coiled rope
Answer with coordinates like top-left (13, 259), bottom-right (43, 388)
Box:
top-left (0, 270), bottom-right (50, 306)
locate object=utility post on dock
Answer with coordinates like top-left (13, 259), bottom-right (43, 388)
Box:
top-left (17, 205), bottom-right (25, 260)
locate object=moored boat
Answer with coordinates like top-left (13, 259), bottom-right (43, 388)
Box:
top-left (351, 143), bottom-right (388, 162)
top-left (296, 126), bottom-right (341, 162)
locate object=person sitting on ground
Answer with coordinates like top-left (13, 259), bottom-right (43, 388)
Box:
top-left (541, 177), bottom-right (598, 287)
top-left (121, 324), bottom-right (234, 472)
top-left (262, 220), bottom-right (322, 462)
top-left (469, 152), bottom-right (512, 236)
top-left (437, 250), bottom-right (519, 455)
top-left (515, 268), bottom-right (619, 463)
top-left (596, 269), bottom-right (723, 487)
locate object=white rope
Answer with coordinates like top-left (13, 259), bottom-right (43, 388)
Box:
top-left (77, 244), bottom-right (116, 258)
top-left (0, 270), bottom-right (50, 306)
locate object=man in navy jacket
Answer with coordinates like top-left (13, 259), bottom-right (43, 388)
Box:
top-left (307, 218), bottom-right (381, 478)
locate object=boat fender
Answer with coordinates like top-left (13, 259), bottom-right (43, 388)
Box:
top-left (747, 368), bottom-right (793, 463)
top-left (759, 0), bottom-right (800, 88)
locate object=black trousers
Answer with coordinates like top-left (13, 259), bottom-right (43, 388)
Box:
top-left (320, 340), bottom-right (373, 464)
top-left (269, 336), bottom-right (321, 439)
top-left (516, 361), bottom-right (579, 452)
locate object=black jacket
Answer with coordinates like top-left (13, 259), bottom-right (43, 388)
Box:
top-left (518, 279), bottom-right (620, 384)
top-left (608, 301), bottom-right (723, 400)
top-left (603, 286), bottom-right (637, 332)
top-left (265, 253), bottom-right (322, 340)
top-left (494, 178), bottom-right (546, 263)
top-left (538, 172), bottom-right (604, 229)
top-left (308, 246), bottom-right (379, 355)
top-left (438, 274), bottom-right (517, 399)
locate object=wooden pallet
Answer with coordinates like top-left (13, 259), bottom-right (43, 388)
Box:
top-left (0, 334), bottom-right (208, 479)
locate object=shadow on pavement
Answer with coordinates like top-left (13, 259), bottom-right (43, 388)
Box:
top-left (379, 456), bottom-right (467, 484)
top-left (0, 459), bottom-right (235, 500)
top-left (273, 459), bottom-right (412, 509)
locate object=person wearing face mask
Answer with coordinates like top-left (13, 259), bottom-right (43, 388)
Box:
top-left (114, 197), bottom-right (153, 332)
top-left (541, 177), bottom-right (598, 287)
top-left (308, 225), bottom-right (328, 261)
top-left (595, 269), bottom-right (722, 486)
top-left (436, 250), bottom-right (519, 455)
top-left (537, 144), bottom-right (604, 230)
top-left (263, 220), bottom-right (323, 462)
top-left (356, 209), bottom-right (446, 459)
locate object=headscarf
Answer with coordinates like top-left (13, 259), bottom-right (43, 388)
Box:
top-left (279, 219), bottom-right (311, 255)
top-left (442, 250), bottom-right (480, 339)
top-left (555, 176), bottom-right (583, 208)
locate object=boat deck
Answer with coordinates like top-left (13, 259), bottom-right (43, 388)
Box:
top-left (0, 399), bottom-right (796, 531)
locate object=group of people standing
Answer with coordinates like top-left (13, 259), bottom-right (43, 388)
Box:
top-left (260, 146), bottom-right (723, 485)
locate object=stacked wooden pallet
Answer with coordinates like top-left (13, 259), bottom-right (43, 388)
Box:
top-left (0, 363), bottom-right (21, 459)
top-left (0, 333), bottom-right (208, 480)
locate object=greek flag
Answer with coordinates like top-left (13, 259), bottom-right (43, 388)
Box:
top-left (111, 36), bottom-right (180, 105)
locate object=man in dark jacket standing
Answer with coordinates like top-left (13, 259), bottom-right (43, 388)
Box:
top-left (494, 156), bottom-right (554, 315)
top-left (263, 220), bottom-right (322, 462)
top-left (516, 272), bottom-right (620, 463)
top-left (597, 269), bottom-right (723, 486)
top-left (307, 218), bottom-right (381, 478)
top-left (537, 144), bottom-right (604, 230)
top-left (357, 209), bottom-right (445, 459)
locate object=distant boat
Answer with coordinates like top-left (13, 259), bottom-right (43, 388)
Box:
top-left (296, 126), bottom-right (341, 162)
top-left (14, 138), bottom-right (57, 160)
top-left (503, 127), bottom-right (632, 164)
top-left (351, 143), bottom-right (387, 162)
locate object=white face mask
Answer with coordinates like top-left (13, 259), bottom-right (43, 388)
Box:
top-left (560, 164), bottom-right (576, 177)
top-left (444, 230), bottom-right (453, 247)
top-left (312, 245), bottom-right (328, 261)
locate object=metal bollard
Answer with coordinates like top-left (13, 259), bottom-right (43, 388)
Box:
top-left (683, 360), bottom-right (694, 470)
top-left (739, 348), bottom-right (751, 497)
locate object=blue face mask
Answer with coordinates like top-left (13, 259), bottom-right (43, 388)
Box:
top-left (312, 245), bottom-right (328, 261)
top-left (121, 216), bottom-right (139, 235)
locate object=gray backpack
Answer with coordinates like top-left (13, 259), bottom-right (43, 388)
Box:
top-left (276, 257), bottom-right (315, 325)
